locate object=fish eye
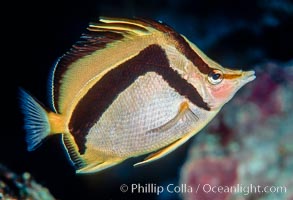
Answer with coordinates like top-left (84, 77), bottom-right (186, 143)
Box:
top-left (208, 69), bottom-right (223, 85)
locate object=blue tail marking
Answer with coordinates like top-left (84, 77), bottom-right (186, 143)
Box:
top-left (19, 89), bottom-right (50, 151)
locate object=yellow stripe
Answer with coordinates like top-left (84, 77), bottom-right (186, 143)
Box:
top-left (223, 73), bottom-right (242, 79)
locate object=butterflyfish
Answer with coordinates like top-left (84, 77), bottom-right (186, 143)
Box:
top-left (20, 17), bottom-right (256, 174)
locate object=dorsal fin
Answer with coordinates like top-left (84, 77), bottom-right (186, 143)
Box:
top-left (59, 31), bottom-right (123, 69)
top-left (49, 17), bottom-right (211, 116)
top-left (49, 30), bottom-right (123, 113)
top-left (49, 17), bottom-right (156, 113)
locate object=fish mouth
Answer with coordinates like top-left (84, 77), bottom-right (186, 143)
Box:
top-left (241, 70), bottom-right (256, 83)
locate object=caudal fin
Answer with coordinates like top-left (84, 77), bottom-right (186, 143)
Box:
top-left (19, 89), bottom-right (50, 151)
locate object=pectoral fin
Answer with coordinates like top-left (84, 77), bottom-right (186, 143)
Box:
top-left (134, 102), bottom-right (199, 167)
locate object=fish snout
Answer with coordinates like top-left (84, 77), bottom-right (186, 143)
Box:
top-left (241, 70), bottom-right (256, 83)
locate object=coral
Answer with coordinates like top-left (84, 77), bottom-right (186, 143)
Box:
top-left (180, 62), bottom-right (293, 200)
top-left (0, 164), bottom-right (55, 200)
top-left (181, 157), bottom-right (238, 200)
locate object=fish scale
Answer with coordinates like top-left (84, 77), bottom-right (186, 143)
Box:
top-left (86, 72), bottom-right (184, 157)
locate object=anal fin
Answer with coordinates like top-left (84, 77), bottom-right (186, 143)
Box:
top-left (63, 134), bottom-right (124, 174)
top-left (62, 134), bottom-right (87, 170)
top-left (76, 158), bottom-right (123, 174)
top-left (134, 101), bottom-right (199, 167)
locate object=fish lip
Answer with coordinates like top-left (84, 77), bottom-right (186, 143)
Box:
top-left (241, 70), bottom-right (256, 83)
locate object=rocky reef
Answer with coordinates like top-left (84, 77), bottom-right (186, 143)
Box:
top-left (180, 62), bottom-right (293, 200)
top-left (0, 164), bottom-right (55, 200)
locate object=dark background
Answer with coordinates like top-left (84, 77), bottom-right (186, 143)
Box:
top-left (2, 0), bottom-right (293, 199)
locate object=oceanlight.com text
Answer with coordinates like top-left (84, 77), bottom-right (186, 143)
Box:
top-left (202, 183), bottom-right (287, 196)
